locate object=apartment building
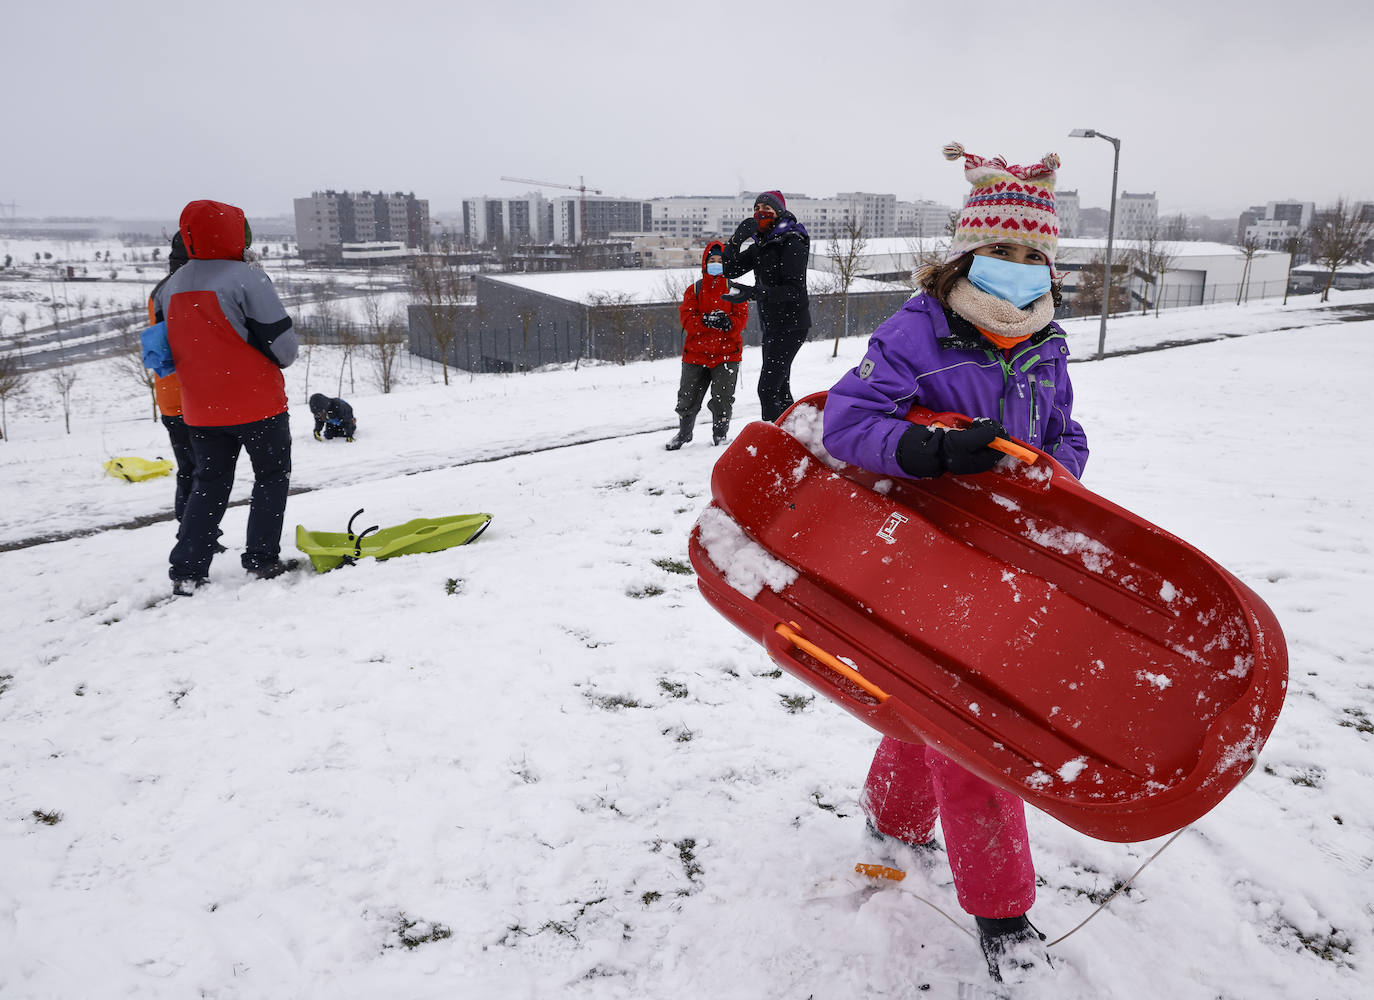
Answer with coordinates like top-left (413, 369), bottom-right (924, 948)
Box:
top-left (1114, 192), bottom-right (1158, 240)
top-left (1245, 200), bottom-right (1315, 250)
top-left (293, 190), bottom-right (430, 261)
top-left (462, 193), bottom-right (555, 245)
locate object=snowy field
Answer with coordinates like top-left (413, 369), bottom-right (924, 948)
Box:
top-left (1, 288), bottom-right (1371, 998)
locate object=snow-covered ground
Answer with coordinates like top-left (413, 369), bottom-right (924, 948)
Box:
top-left (1, 288), bottom-right (1371, 998)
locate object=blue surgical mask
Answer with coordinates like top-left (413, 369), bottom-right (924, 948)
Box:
top-left (967, 253), bottom-right (1051, 309)
top-left (706, 261), bottom-right (723, 276)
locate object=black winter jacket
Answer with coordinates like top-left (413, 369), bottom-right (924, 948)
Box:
top-left (723, 212), bottom-right (811, 332)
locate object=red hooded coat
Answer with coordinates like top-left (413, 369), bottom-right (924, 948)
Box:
top-left (678, 241), bottom-right (747, 367)
top-left (152, 201), bottom-right (298, 426)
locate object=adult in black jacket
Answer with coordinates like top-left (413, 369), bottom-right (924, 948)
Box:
top-left (721, 190), bottom-right (811, 422)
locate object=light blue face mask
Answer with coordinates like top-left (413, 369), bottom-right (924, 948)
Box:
top-left (967, 253), bottom-right (1051, 309)
top-left (706, 261), bottom-right (724, 276)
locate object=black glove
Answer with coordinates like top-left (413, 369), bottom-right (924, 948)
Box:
top-left (730, 217), bottom-right (759, 245)
top-left (702, 310), bottom-right (731, 330)
top-left (721, 282), bottom-right (757, 304)
top-left (941, 418), bottom-right (1006, 475)
top-left (896, 418), bottom-right (1006, 478)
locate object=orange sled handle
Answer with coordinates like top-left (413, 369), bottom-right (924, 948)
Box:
top-left (775, 622), bottom-right (890, 703)
top-left (911, 407), bottom-right (1039, 466)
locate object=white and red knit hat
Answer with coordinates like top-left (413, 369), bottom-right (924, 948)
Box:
top-left (944, 141), bottom-right (1061, 268)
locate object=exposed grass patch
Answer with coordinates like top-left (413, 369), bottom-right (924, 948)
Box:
top-left (755, 668), bottom-right (782, 679)
top-left (779, 693), bottom-right (814, 714)
top-left (0, 673), bottom-right (12, 698)
top-left (627, 585), bottom-right (665, 599)
top-left (652, 557), bottom-right (692, 575)
top-left (1338, 706), bottom-right (1372, 734)
top-left (675, 838), bottom-right (703, 881)
top-left (444, 577), bottom-right (464, 596)
top-left (663, 726), bottom-right (695, 743)
top-left (32, 810), bottom-right (63, 826)
top-left (659, 679), bottom-right (688, 699)
top-left (641, 890), bottom-right (662, 905)
top-left (1263, 763), bottom-right (1323, 788)
top-left (811, 791), bottom-right (848, 817)
top-left (385, 913), bottom-right (452, 951)
top-left (586, 691), bottom-right (642, 711)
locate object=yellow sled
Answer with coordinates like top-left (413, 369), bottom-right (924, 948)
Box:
top-left (104, 456), bottom-right (174, 482)
top-left (295, 509), bottom-right (493, 573)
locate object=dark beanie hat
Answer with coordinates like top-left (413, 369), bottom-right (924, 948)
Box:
top-left (168, 231), bottom-right (189, 273)
top-left (755, 190), bottom-right (786, 214)
top-left (309, 393), bottom-right (329, 411)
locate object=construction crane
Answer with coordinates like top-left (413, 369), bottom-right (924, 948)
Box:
top-left (500, 175), bottom-right (602, 244)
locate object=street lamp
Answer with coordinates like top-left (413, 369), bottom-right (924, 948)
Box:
top-left (1069, 128), bottom-right (1121, 358)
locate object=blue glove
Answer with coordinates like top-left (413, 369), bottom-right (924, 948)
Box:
top-left (140, 321), bottom-right (175, 377)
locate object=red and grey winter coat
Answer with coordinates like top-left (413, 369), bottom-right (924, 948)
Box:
top-left (151, 200), bottom-right (298, 427)
top-left (679, 241), bottom-right (747, 368)
top-left (823, 292), bottom-right (1088, 479)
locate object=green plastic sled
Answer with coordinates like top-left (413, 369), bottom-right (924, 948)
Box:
top-left (294, 510), bottom-right (493, 573)
top-left (104, 456), bottom-right (174, 481)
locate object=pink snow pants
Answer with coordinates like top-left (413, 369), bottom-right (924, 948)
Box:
top-left (862, 735), bottom-right (1036, 918)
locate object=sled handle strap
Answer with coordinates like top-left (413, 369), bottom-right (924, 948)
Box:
top-left (775, 622), bottom-right (890, 703)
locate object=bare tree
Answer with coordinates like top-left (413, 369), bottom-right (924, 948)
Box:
top-left (1282, 232), bottom-right (1304, 306)
top-left (516, 304), bottom-right (538, 372)
top-left (411, 254), bottom-right (465, 384)
top-left (1163, 213), bottom-right (1191, 241)
top-left (1234, 233), bottom-right (1264, 305)
top-left (371, 310), bottom-right (407, 394)
top-left (1307, 198), bottom-right (1374, 303)
top-left (827, 218), bottom-right (869, 357)
top-left (587, 291), bottom-right (637, 365)
top-left (0, 351), bottom-right (27, 440)
top-left (51, 366), bottom-right (79, 435)
top-left (336, 322), bottom-right (359, 396)
top-left (114, 322), bottom-right (159, 420)
top-left (1074, 249), bottom-right (1131, 318)
top-left (1134, 227), bottom-right (1180, 317)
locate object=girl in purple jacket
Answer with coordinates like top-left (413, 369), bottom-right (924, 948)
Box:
top-left (822, 142), bottom-right (1088, 985)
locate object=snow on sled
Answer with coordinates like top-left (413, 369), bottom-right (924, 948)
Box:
top-left (103, 456), bottom-right (174, 482)
top-left (295, 508), bottom-right (492, 573)
top-left (688, 392), bottom-right (1287, 843)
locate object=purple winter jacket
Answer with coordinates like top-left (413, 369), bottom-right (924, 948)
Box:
top-left (822, 292), bottom-right (1088, 479)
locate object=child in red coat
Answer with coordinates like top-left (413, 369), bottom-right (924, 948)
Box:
top-left (666, 241), bottom-right (748, 450)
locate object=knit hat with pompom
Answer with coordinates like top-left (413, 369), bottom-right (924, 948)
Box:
top-left (943, 142), bottom-right (1061, 269)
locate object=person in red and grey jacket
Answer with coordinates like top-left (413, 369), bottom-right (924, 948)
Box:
top-left (665, 241), bottom-right (748, 450)
top-left (151, 199), bottom-right (299, 595)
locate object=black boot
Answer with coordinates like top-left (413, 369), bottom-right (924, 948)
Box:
top-left (712, 423), bottom-right (729, 446)
top-left (665, 417), bottom-right (694, 452)
top-left (976, 914), bottom-right (1051, 984)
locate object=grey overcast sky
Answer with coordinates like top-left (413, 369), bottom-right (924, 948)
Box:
top-left (6, 0), bottom-right (1371, 221)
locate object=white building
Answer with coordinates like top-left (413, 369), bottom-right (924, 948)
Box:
top-left (1245, 200), bottom-right (1315, 251)
top-left (1056, 190), bottom-right (1082, 238)
top-left (806, 236), bottom-right (1293, 310)
top-left (1114, 192), bottom-right (1158, 240)
top-left (462, 192), bottom-right (554, 245)
top-left (649, 192), bottom-right (954, 242)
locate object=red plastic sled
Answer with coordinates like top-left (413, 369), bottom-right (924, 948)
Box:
top-left (688, 392), bottom-right (1287, 842)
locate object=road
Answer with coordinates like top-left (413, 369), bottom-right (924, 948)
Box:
top-left (6, 283), bottom-right (398, 372)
